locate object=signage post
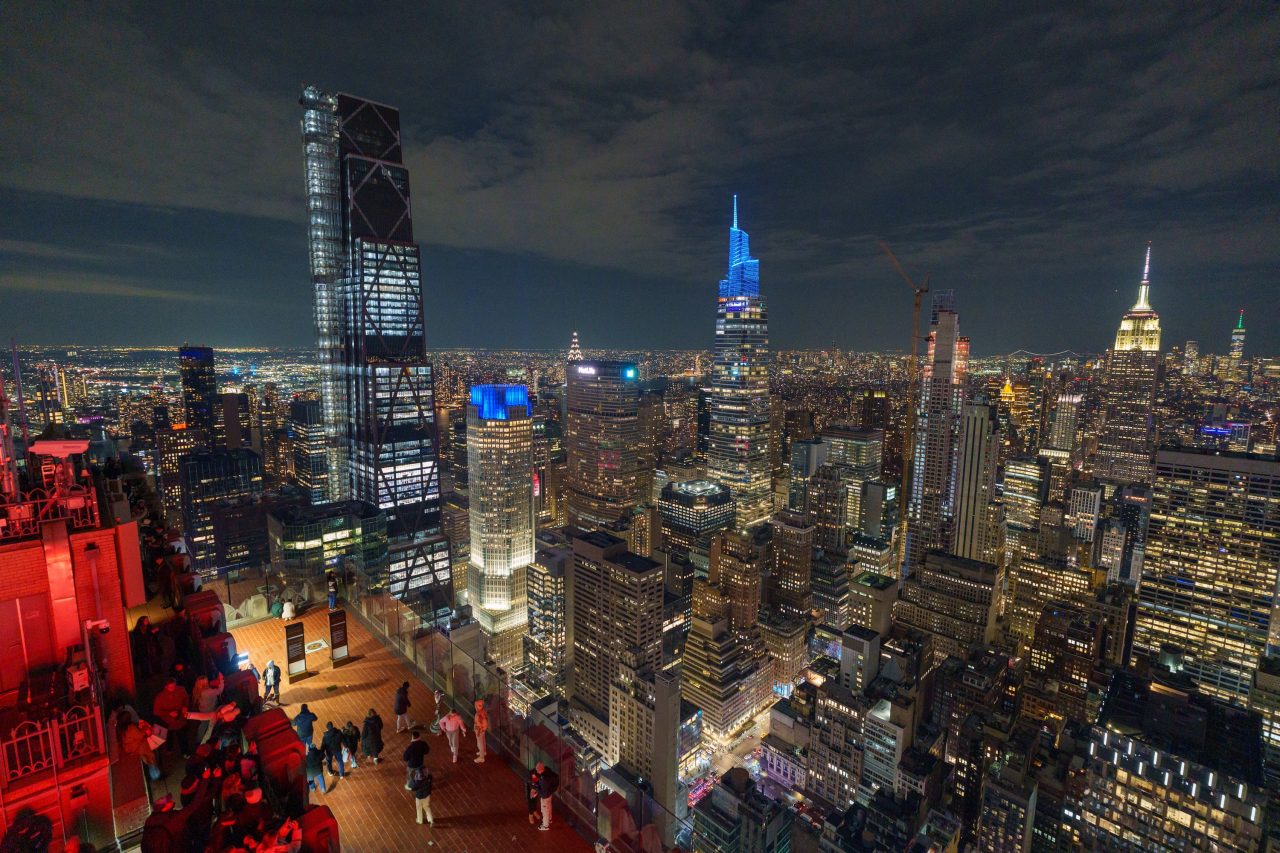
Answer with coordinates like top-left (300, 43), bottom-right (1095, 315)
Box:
top-left (285, 621), bottom-right (311, 682)
top-left (329, 608), bottom-right (351, 667)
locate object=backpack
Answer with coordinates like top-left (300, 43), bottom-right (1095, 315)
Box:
top-left (411, 766), bottom-right (426, 785)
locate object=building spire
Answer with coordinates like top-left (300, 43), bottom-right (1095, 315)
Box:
top-left (1133, 241), bottom-right (1153, 311)
top-left (1237, 308), bottom-right (1245, 330)
top-left (732, 194), bottom-right (738, 230)
top-left (567, 330), bottom-right (583, 363)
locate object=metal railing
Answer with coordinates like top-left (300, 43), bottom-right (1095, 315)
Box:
top-left (0, 705), bottom-right (103, 787)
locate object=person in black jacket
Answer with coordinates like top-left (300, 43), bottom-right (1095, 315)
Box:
top-left (361, 708), bottom-right (385, 764)
top-left (411, 767), bottom-right (434, 827)
top-left (291, 704), bottom-right (317, 746)
top-left (393, 681), bottom-right (413, 732)
top-left (321, 722), bottom-right (345, 778)
top-left (340, 721), bottom-right (360, 771)
top-left (305, 745), bottom-right (328, 794)
top-left (262, 660), bottom-right (282, 704)
top-left (535, 761), bottom-right (559, 831)
top-left (402, 729), bottom-right (428, 790)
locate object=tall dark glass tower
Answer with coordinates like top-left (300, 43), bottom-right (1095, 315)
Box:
top-left (706, 197), bottom-right (772, 528)
top-left (300, 88), bottom-right (449, 607)
top-left (179, 344), bottom-right (218, 440)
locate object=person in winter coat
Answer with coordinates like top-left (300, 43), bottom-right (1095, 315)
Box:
top-left (291, 704), bottom-right (318, 746)
top-left (411, 767), bottom-right (434, 827)
top-left (393, 681), bottom-right (413, 732)
top-left (361, 708), bottom-right (384, 763)
top-left (152, 677), bottom-right (190, 755)
top-left (473, 699), bottom-right (489, 763)
top-left (320, 722), bottom-right (346, 778)
top-left (402, 729), bottom-right (428, 790)
top-left (305, 745), bottom-right (328, 794)
top-left (120, 718), bottom-right (161, 779)
top-left (340, 721), bottom-right (360, 771)
top-left (535, 761), bottom-right (559, 831)
top-left (439, 708), bottom-right (467, 763)
top-left (360, 701), bottom-right (384, 763)
top-left (262, 660), bottom-right (282, 704)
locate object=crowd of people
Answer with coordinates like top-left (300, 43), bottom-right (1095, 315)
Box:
top-left (284, 680), bottom-right (553, 832)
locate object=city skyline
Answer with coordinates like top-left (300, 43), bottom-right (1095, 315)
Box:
top-left (2, 7), bottom-right (1279, 852)
top-left (2, 5), bottom-right (1277, 354)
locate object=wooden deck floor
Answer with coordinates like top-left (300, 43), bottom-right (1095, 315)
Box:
top-left (231, 609), bottom-right (594, 853)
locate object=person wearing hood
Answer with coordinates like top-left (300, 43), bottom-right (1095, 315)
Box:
top-left (262, 659), bottom-right (282, 704)
top-left (361, 708), bottom-right (384, 764)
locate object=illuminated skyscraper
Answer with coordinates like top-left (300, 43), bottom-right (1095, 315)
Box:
top-left (567, 330), bottom-right (583, 363)
top-left (1047, 391), bottom-right (1082, 454)
top-left (952, 396), bottom-right (999, 563)
top-left (1095, 243), bottom-right (1161, 484)
top-left (905, 291), bottom-right (965, 572)
top-left (1134, 448), bottom-right (1280, 706)
top-left (288, 398), bottom-right (328, 503)
top-left (565, 359), bottom-right (648, 529)
top-left (300, 88), bottom-right (449, 603)
top-left (179, 449), bottom-right (264, 575)
top-left (770, 509), bottom-right (814, 618)
top-left (466, 384), bottom-right (534, 671)
top-left (707, 196), bottom-right (772, 528)
top-left (566, 530), bottom-right (664, 755)
top-left (657, 479), bottom-right (734, 557)
top-left (179, 344), bottom-right (218, 440)
top-left (1228, 308), bottom-right (1246, 390)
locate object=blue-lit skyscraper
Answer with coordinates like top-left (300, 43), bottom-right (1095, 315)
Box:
top-left (466, 384), bottom-right (535, 670)
top-left (300, 88), bottom-right (449, 607)
top-left (707, 197), bottom-right (773, 527)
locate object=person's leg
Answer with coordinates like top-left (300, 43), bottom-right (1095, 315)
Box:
top-left (415, 797), bottom-right (426, 825)
top-left (425, 794), bottom-right (433, 827)
top-left (540, 796), bottom-right (552, 829)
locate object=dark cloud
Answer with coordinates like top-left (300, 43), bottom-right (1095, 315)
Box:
top-left (0, 2), bottom-right (1276, 354)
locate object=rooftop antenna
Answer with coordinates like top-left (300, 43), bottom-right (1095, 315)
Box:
top-left (733, 194), bottom-right (738, 230)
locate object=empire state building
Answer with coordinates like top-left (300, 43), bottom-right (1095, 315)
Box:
top-left (1095, 243), bottom-right (1161, 484)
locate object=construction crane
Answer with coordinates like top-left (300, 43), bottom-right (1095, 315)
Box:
top-left (878, 241), bottom-right (929, 575)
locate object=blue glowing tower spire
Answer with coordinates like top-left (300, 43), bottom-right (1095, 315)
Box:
top-left (707, 196), bottom-right (772, 527)
top-left (721, 196), bottom-right (760, 298)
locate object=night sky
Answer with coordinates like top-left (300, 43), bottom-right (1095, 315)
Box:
top-left (2, 3), bottom-right (1276, 355)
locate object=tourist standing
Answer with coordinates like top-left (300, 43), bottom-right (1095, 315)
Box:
top-left (361, 708), bottom-right (384, 764)
top-left (411, 767), bottom-right (434, 827)
top-left (393, 682), bottom-right (413, 733)
top-left (291, 704), bottom-right (318, 747)
top-left (473, 699), bottom-right (489, 763)
top-left (535, 760), bottom-right (559, 831)
top-left (402, 729), bottom-right (428, 790)
top-left (321, 722), bottom-right (345, 778)
top-left (439, 708), bottom-right (467, 763)
top-left (341, 721), bottom-right (361, 771)
top-left (262, 660), bottom-right (282, 704)
top-left (305, 744), bottom-right (328, 794)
